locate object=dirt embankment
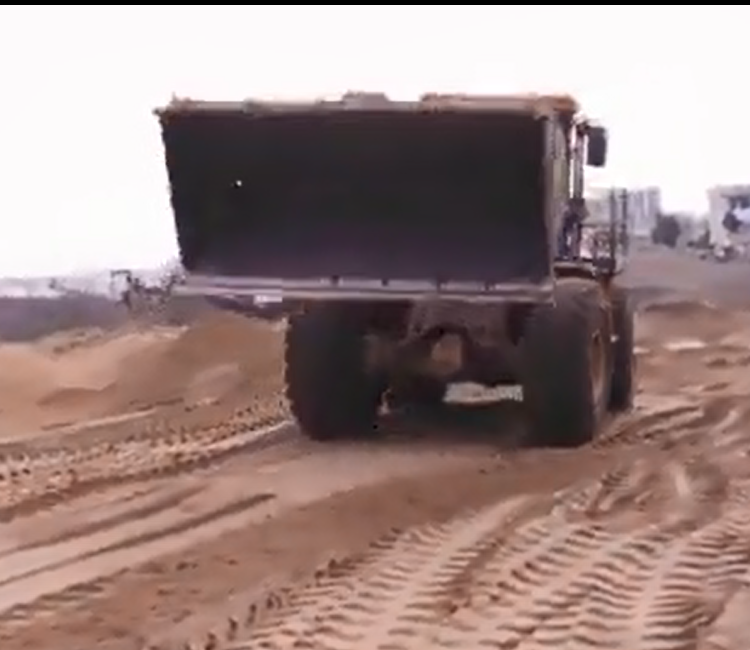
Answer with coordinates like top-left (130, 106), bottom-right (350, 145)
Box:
top-left (0, 311), bottom-right (284, 436)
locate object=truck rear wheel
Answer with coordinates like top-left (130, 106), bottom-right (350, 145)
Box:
top-left (285, 304), bottom-right (384, 441)
top-left (521, 279), bottom-right (611, 447)
top-left (608, 285), bottom-right (635, 412)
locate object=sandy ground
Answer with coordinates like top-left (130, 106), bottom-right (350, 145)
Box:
top-left (0, 312), bottom-right (285, 435)
top-left (0, 248), bottom-right (749, 649)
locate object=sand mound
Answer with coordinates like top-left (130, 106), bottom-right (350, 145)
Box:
top-left (103, 311), bottom-right (284, 412)
top-left (637, 299), bottom-right (750, 344)
top-left (641, 298), bottom-right (718, 316)
top-left (0, 324), bottom-right (179, 434)
top-left (37, 386), bottom-right (103, 409)
top-left (0, 343), bottom-right (112, 434)
top-left (0, 346), bottom-right (61, 404)
top-left (0, 311), bottom-right (285, 436)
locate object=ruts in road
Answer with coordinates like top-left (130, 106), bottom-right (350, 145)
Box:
top-left (1, 300), bottom-right (750, 649)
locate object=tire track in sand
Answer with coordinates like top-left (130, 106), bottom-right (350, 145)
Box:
top-left (210, 400), bottom-right (750, 650)
top-left (0, 404), bottom-right (295, 630)
top-left (0, 411), bottom-right (292, 522)
top-left (0, 492), bottom-right (275, 619)
top-left (0, 440), bottom-right (500, 636)
top-left (222, 505), bottom-right (748, 650)
top-left (143, 494), bottom-right (539, 650)
top-left (0, 482), bottom-right (205, 557)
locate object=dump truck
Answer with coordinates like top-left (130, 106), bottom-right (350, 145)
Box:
top-left (155, 92), bottom-right (635, 447)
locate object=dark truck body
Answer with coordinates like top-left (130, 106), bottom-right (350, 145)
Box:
top-left (156, 93), bottom-right (584, 303)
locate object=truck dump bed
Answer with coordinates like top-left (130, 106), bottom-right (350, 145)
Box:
top-left (157, 94), bottom-right (575, 301)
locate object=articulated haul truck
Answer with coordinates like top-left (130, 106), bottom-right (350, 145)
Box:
top-left (155, 92), bottom-right (635, 447)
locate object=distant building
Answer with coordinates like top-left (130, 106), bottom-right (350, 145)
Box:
top-left (586, 186), bottom-right (662, 238)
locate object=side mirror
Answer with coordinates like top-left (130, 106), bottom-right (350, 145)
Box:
top-left (586, 126), bottom-right (608, 168)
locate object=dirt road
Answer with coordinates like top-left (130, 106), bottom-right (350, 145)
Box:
top-left (0, 265), bottom-right (749, 648)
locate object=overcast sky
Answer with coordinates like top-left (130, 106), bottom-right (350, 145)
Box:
top-left (0, 5), bottom-right (747, 276)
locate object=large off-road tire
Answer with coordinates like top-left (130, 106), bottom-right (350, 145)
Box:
top-left (521, 278), bottom-right (611, 448)
top-left (608, 285), bottom-right (635, 412)
top-left (385, 377), bottom-right (448, 412)
top-left (285, 304), bottom-right (384, 441)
